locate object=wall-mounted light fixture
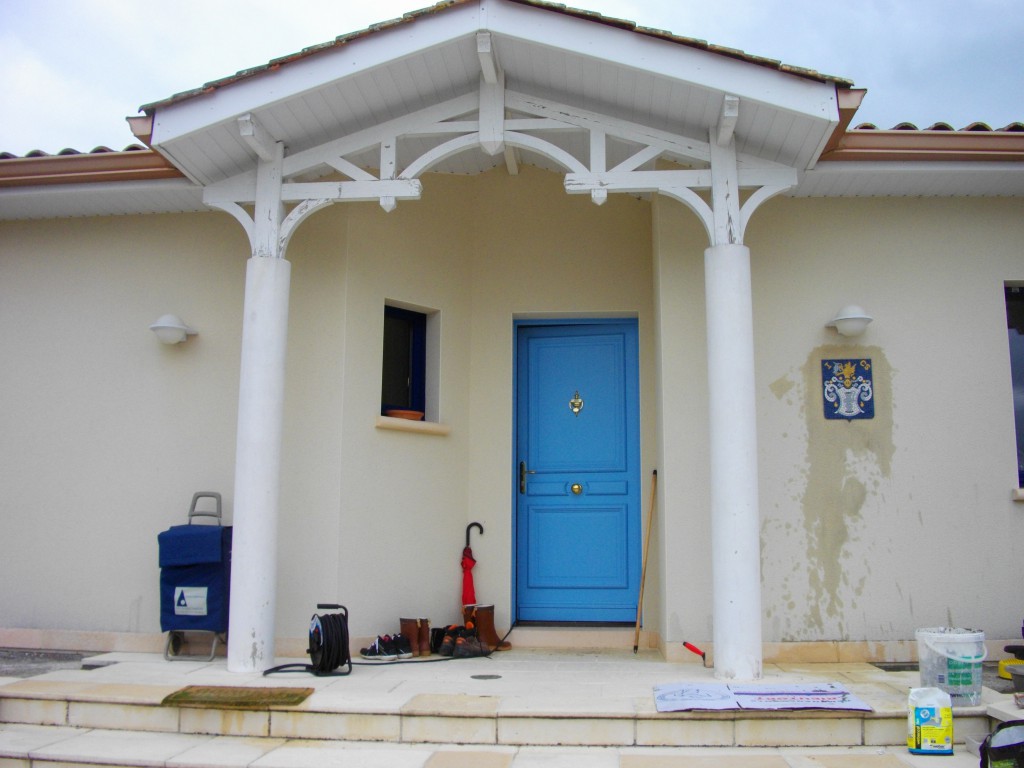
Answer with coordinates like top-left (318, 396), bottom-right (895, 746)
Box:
top-left (149, 314), bottom-right (197, 345)
top-left (826, 305), bottom-right (873, 337)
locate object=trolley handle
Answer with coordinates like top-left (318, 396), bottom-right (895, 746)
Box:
top-left (188, 492), bottom-right (222, 525)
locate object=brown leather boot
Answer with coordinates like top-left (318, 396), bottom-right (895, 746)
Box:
top-left (399, 618), bottom-right (421, 657)
top-left (463, 604), bottom-right (510, 652)
top-left (417, 618), bottom-right (431, 656)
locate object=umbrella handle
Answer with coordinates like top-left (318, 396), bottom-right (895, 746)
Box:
top-left (466, 522), bottom-right (483, 547)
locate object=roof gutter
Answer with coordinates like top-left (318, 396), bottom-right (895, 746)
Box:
top-left (821, 130), bottom-right (1024, 162)
top-left (0, 149), bottom-right (182, 188)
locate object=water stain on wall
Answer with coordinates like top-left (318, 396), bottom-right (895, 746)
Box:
top-left (766, 346), bottom-right (895, 639)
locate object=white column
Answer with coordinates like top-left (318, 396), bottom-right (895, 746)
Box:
top-left (227, 257), bottom-right (291, 672)
top-left (227, 140), bottom-right (289, 673)
top-left (704, 242), bottom-right (762, 680)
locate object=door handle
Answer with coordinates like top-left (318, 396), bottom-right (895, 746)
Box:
top-left (519, 461), bottom-right (535, 494)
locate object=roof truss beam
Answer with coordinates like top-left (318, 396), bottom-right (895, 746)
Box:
top-left (206, 87), bottom-right (798, 246)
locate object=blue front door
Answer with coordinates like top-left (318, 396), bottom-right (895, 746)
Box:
top-left (515, 320), bottom-right (641, 622)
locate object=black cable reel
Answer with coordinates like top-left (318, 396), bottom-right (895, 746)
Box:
top-left (263, 602), bottom-right (352, 677)
top-left (308, 604), bottom-right (351, 675)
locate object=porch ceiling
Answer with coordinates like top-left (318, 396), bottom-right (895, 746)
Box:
top-left (143, 0), bottom-right (841, 188)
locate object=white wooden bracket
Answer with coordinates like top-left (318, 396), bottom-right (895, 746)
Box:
top-left (477, 32), bottom-right (499, 85)
top-left (207, 88), bottom-right (797, 255)
top-left (239, 114), bottom-right (280, 163)
top-left (717, 95), bottom-right (739, 147)
top-left (477, 33), bottom-right (505, 156)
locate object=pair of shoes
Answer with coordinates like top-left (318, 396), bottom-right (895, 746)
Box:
top-left (360, 634), bottom-right (414, 660)
top-left (439, 624), bottom-right (485, 658)
top-left (360, 635), bottom-right (397, 660)
top-left (438, 624), bottom-right (462, 657)
top-left (399, 617), bottom-right (432, 656)
top-left (393, 633), bottom-right (413, 659)
top-left (454, 634), bottom-right (485, 658)
top-left (463, 604), bottom-right (511, 652)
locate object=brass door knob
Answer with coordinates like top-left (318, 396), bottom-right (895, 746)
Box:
top-left (571, 483), bottom-right (583, 495)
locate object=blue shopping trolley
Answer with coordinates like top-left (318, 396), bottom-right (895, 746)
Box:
top-left (158, 492), bottom-right (231, 661)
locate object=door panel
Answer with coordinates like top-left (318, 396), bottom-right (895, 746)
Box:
top-left (515, 321), bottom-right (640, 622)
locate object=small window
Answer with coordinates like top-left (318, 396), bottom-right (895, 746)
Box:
top-left (382, 305), bottom-right (427, 417)
top-left (1006, 286), bottom-right (1024, 487)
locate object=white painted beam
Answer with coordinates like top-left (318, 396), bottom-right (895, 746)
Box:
top-left (709, 127), bottom-right (742, 246)
top-left (283, 93), bottom-right (477, 178)
top-left (252, 143), bottom-right (284, 259)
top-left (477, 31), bottom-right (499, 84)
top-left (503, 145), bottom-right (519, 176)
top-left (479, 71), bottom-right (506, 156)
top-left (380, 138), bottom-right (397, 179)
top-left (611, 145), bottom-right (663, 173)
top-left (717, 95), bottom-right (739, 147)
top-left (327, 156), bottom-right (377, 182)
top-left (566, 170), bottom-right (713, 195)
top-left (507, 91), bottom-right (712, 164)
top-left (280, 179), bottom-right (421, 202)
top-left (405, 117), bottom-right (573, 135)
top-left (238, 114), bottom-right (279, 163)
top-left (564, 168), bottom-right (795, 196)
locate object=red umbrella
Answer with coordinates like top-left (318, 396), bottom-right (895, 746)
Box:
top-left (462, 523), bottom-right (483, 606)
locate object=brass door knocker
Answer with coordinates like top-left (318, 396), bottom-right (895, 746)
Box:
top-left (569, 390), bottom-right (584, 416)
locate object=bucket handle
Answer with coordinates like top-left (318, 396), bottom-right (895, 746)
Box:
top-left (923, 636), bottom-right (987, 663)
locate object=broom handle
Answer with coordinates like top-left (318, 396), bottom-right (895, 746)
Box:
top-left (633, 469), bottom-right (657, 653)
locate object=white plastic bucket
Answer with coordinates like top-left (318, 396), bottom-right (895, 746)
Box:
top-left (916, 627), bottom-right (986, 706)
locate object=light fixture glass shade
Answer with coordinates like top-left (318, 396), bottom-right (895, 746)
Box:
top-left (826, 305), bottom-right (873, 337)
top-left (149, 314), bottom-right (196, 344)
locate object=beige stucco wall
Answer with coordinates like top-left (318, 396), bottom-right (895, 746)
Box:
top-left (0, 166), bottom-right (657, 648)
top-left (278, 166), bottom-right (658, 643)
top-left (2, 165), bottom-right (1022, 657)
top-left (654, 192), bottom-right (1024, 653)
top-left (0, 213), bottom-right (247, 635)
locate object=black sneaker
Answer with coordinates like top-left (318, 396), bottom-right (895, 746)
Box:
top-left (393, 633), bottom-right (413, 659)
top-left (360, 635), bottom-right (398, 660)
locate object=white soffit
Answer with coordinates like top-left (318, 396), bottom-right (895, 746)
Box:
top-left (794, 162), bottom-right (1024, 197)
top-left (148, 0), bottom-right (840, 187)
top-left (0, 179), bottom-right (205, 220)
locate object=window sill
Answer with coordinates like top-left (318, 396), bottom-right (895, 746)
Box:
top-left (375, 415), bottom-right (451, 436)
top-left (1013, 488), bottom-right (1024, 503)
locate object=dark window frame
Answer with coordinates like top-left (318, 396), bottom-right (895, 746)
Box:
top-left (381, 305), bottom-right (427, 415)
top-left (1005, 285), bottom-right (1024, 487)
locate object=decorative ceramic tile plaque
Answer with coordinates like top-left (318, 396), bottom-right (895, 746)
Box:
top-left (822, 358), bottom-right (874, 420)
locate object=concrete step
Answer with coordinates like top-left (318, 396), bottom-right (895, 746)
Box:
top-left (0, 650), bottom-right (1005, 764)
top-left (0, 676), bottom-right (993, 750)
top-left (0, 723), bottom-right (989, 768)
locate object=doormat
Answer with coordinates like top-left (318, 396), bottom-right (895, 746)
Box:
top-left (162, 685), bottom-right (314, 709)
top-left (654, 682), bottom-right (871, 713)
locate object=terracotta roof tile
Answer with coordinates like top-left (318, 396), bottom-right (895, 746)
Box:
top-left (1, 144), bottom-right (150, 160)
top-left (852, 121), bottom-right (1024, 133)
top-left (138, 0), bottom-right (853, 115)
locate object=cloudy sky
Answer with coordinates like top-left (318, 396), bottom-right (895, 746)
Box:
top-left (3, 0), bottom-right (1022, 155)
